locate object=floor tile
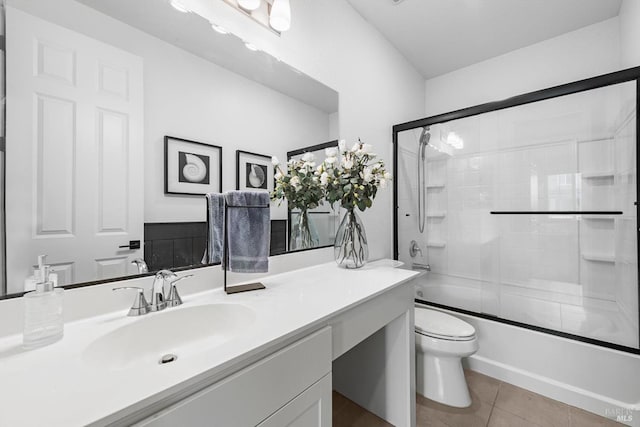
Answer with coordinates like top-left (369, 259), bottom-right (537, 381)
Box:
top-left (488, 407), bottom-right (542, 427)
top-left (417, 391), bottom-right (493, 427)
top-left (494, 382), bottom-right (569, 427)
top-left (332, 392), bottom-right (392, 427)
top-left (465, 369), bottom-right (501, 405)
top-left (332, 391), bottom-right (350, 415)
top-left (568, 406), bottom-right (625, 427)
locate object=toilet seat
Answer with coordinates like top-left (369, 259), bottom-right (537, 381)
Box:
top-left (415, 307), bottom-right (476, 341)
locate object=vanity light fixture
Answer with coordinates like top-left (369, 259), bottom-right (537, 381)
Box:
top-left (221, 0), bottom-right (292, 35)
top-left (211, 23), bottom-right (229, 34)
top-left (269, 0), bottom-right (291, 32)
top-left (238, 0), bottom-right (261, 11)
top-left (170, 0), bottom-right (190, 13)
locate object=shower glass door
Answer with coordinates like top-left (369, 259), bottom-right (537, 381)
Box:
top-left (394, 75), bottom-right (638, 351)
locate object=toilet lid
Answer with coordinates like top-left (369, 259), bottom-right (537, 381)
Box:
top-left (415, 307), bottom-right (476, 340)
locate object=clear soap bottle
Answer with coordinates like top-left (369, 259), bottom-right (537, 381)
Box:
top-left (23, 265), bottom-right (64, 349)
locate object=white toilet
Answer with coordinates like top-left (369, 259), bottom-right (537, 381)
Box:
top-left (415, 306), bottom-right (479, 408)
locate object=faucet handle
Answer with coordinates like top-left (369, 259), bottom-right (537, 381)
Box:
top-left (113, 286), bottom-right (151, 316)
top-left (166, 274), bottom-right (193, 308)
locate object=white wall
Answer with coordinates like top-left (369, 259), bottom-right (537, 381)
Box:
top-left (620, 0), bottom-right (640, 68)
top-left (424, 17), bottom-right (622, 117)
top-left (184, 0), bottom-right (427, 261)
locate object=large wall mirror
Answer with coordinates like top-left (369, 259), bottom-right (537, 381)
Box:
top-left (1, 0), bottom-right (340, 297)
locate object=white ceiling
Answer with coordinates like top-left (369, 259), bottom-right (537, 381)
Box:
top-left (346, 0), bottom-right (623, 79)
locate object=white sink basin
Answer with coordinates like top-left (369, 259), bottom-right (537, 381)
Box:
top-left (83, 304), bottom-right (255, 370)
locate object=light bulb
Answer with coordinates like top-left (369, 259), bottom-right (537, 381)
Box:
top-left (238, 0), bottom-right (261, 11)
top-left (169, 0), bottom-right (189, 13)
top-left (270, 0), bottom-right (291, 32)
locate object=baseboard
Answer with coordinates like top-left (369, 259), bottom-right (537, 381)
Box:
top-left (465, 353), bottom-right (639, 426)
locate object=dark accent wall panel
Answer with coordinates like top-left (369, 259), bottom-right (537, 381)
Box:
top-left (145, 220), bottom-right (288, 271)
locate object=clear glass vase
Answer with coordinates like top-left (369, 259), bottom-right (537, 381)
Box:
top-left (290, 209), bottom-right (319, 251)
top-left (334, 209), bottom-right (369, 268)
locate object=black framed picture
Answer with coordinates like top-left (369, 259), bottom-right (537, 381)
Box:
top-left (165, 136), bottom-right (222, 195)
top-left (236, 150), bottom-right (274, 192)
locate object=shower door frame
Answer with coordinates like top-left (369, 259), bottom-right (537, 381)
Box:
top-left (392, 66), bottom-right (640, 355)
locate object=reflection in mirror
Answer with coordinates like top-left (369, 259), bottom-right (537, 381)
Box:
top-left (2, 0), bottom-right (339, 296)
top-left (285, 141), bottom-right (342, 253)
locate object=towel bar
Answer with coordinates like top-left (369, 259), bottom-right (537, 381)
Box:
top-left (223, 201), bottom-right (269, 295)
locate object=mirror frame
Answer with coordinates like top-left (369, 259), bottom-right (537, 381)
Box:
top-left (0, 1), bottom-right (341, 299)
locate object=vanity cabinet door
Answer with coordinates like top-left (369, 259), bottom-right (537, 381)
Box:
top-left (257, 374), bottom-right (331, 427)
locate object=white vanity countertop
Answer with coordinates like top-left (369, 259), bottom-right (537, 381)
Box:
top-left (0, 260), bottom-right (418, 427)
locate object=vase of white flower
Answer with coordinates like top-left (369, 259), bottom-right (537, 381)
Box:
top-left (334, 208), bottom-right (368, 268)
top-left (271, 153), bottom-right (324, 250)
top-left (321, 139), bottom-right (391, 268)
top-left (290, 208), bottom-right (320, 250)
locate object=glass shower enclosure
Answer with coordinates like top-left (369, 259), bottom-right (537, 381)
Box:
top-left (393, 69), bottom-right (639, 353)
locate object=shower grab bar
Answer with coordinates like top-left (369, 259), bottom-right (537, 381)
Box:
top-left (490, 211), bottom-right (623, 215)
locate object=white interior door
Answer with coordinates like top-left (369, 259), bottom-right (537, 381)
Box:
top-left (6, 7), bottom-right (143, 292)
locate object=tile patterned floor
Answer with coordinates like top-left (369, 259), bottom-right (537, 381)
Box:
top-left (333, 369), bottom-right (625, 427)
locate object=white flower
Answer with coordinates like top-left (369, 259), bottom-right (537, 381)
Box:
top-left (317, 164), bottom-right (324, 173)
top-left (325, 147), bottom-right (338, 158)
top-left (271, 156), bottom-right (280, 166)
top-left (383, 172), bottom-right (392, 180)
top-left (320, 171), bottom-right (329, 185)
top-left (302, 152), bottom-right (315, 162)
top-left (344, 159), bottom-right (354, 169)
top-left (290, 176), bottom-right (301, 188)
top-left (325, 156), bottom-right (337, 164)
top-left (363, 167), bottom-right (374, 182)
top-left (275, 171), bottom-right (283, 180)
top-left (361, 144), bottom-right (373, 154)
top-left (338, 139), bottom-right (347, 152)
top-left (288, 158), bottom-right (296, 166)
top-left (351, 142), bottom-right (360, 152)
top-left (380, 178), bottom-right (387, 189)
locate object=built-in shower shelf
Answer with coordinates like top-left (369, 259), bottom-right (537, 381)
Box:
top-left (581, 172), bottom-right (614, 179)
top-left (426, 241), bottom-right (446, 248)
top-left (426, 211), bottom-right (446, 218)
top-left (581, 253), bottom-right (615, 263)
top-left (581, 215), bottom-right (616, 220)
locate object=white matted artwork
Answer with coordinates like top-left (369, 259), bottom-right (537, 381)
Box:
top-left (236, 150), bottom-right (274, 193)
top-left (164, 136), bottom-right (222, 195)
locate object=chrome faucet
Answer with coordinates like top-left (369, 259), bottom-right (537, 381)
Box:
top-left (131, 258), bottom-right (149, 274)
top-left (114, 270), bottom-right (193, 316)
top-left (150, 270), bottom-right (176, 312)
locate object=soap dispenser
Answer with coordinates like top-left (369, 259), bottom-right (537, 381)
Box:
top-left (23, 264), bottom-right (64, 349)
top-left (24, 255), bottom-right (59, 292)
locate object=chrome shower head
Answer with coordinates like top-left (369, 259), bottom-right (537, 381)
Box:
top-left (418, 126), bottom-right (430, 160)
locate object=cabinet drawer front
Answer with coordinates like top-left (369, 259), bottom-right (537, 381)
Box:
top-left (138, 327), bottom-right (332, 427)
top-left (257, 374), bottom-right (331, 427)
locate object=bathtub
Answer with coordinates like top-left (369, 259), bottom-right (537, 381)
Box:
top-left (413, 274), bottom-right (640, 426)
